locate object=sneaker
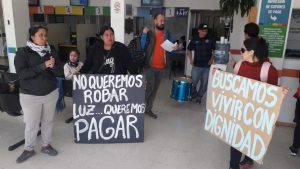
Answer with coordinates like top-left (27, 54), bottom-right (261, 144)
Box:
top-left (145, 111), bottom-right (158, 119)
top-left (191, 95), bottom-right (197, 100)
top-left (289, 146), bottom-right (299, 156)
top-left (240, 161), bottom-right (254, 169)
top-left (41, 145), bottom-right (58, 156)
top-left (241, 163), bottom-right (254, 169)
top-left (16, 150), bottom-right (36, 163)
top-left (240, 158), bottom-right (253, 166)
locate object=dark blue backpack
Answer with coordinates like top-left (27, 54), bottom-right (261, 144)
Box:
top-left (128, 36), bottom-right (146, 69)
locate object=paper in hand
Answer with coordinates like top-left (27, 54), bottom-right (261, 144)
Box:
top-left (161, 40), bottom-right (176, 52)
top-left (210, 64), bottom-right (227, 71)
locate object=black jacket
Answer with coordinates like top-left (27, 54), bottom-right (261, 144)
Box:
top-left (294, 73), bottom-right (300, 124)
top-left (187, 36), bottom-right (215, 68)
top-left (80, 41), bottom-right (137, 75)
top-left (14, 46), bottom-right (63, 96)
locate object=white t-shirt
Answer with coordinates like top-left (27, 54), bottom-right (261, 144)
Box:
top-left (64, 61), bottom-right (83, 80)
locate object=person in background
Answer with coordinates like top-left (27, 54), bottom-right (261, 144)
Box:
top-left (229, 38), bottom-right (279, 169)
top-left (14, 25), bottom-right (63, 163)
top-left (141, 12), bottom-right (178, 119)
top-left (244, 22), bottom-right (260, 40)
top-left (64, 49), bottom-right (83, 80)
top-left (80, 26), bottom-right (137, 75)
top-left (187, 23), bottom-right (215, 104)
top-left (289, 72), bottom-right (300, 156)
top-left (229, 22), bottom-right (260, 70)
top-left (230, 22), bottom-right (260, 166)
top-left (179, 35), bottom-right (186, 50)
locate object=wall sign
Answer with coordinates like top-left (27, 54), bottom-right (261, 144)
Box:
top-left (175, 7), bottom-right (189, 17)
top-left (259, 0), bottom-right (293, 58)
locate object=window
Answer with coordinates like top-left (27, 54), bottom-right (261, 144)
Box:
top-left (141, 0), bottom-right (163, 7)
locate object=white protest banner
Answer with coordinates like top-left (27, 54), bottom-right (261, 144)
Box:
top-left (205, 70), bottom-right (284, 164)
top-left (73, 74), bottom-right (145, 144)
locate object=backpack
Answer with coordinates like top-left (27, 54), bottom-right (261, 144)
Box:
top-left (128, 36), bottom-right (146, 68)
top-left (234, 60), bottom-right (271, 82)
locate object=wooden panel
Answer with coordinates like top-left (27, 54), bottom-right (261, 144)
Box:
top-left (44, 6), bottom-right (55, 14)
top-left (84, 6), bottom-right (103, 16)
top-left (103, 6), bottom-right (110, 16)
top-left (282, 69), bottom-right (300, 78)
top-left (84, 6), bottom-right (96, 15)
top-left (29, 6), bottom-right (38, 14)
top-left (248, 6), bottom-right (257, 23)
top-left (71, 6), bottom-right (84, 15)
top-left (55, 6), bottom-right (69, 15)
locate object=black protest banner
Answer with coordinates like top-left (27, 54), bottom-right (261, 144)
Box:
top-left (72, 74), bottom-right (145, 143)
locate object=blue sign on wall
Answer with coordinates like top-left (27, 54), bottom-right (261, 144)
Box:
top-left (258, 0), bottom-right (293, 58)
top-left (259, 0), bottom-right (292, 24)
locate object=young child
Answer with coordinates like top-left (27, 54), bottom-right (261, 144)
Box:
top-left (64, 49), bottom-right (83, 80)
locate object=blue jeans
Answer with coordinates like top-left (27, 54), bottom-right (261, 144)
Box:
top-left (191, 66), bottom-right (209, 99)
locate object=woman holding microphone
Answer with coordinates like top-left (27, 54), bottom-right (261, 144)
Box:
top-left (14, 25), bottom-right (63, 163)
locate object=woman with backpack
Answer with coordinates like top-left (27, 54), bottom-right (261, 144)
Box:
top-left (229, 37), bottom-right (278, 169)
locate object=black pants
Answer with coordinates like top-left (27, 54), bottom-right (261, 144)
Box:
top-left (144, 68), bottom-right (164, 113)
top-left (293, 123), bottom-right (300, 148)
top-left (230, 147), bottom-right (253, 169)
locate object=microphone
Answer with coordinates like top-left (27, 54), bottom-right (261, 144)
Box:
top-left (44, 52), bottom-right (55, 70)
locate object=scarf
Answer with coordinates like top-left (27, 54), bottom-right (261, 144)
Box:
top-left (68, 61), bottom-right (79, 67)
top-left (26, 40), bottom-right (51, 57)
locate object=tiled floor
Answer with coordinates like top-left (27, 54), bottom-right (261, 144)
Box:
top-left (0, 73), bottom-right (299, 169)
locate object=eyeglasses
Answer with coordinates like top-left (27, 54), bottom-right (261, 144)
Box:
top-left (240, 48), bottom-right (246, 53)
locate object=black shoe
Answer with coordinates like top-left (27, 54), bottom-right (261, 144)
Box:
top-left (41, 145), bottom-right (58, 156)
top-left (191, 95), bottom-right (197, 100)
top-left (195, 98), bottom-right (201, 104)
top-left (145, 111), bottom-right (158, 119)
top-left (289, 146), bottom-right (299, 156)
top-left (229, 166), bottom-right (238, 169)
top-left (16, 150), bottom-right (36, 163)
